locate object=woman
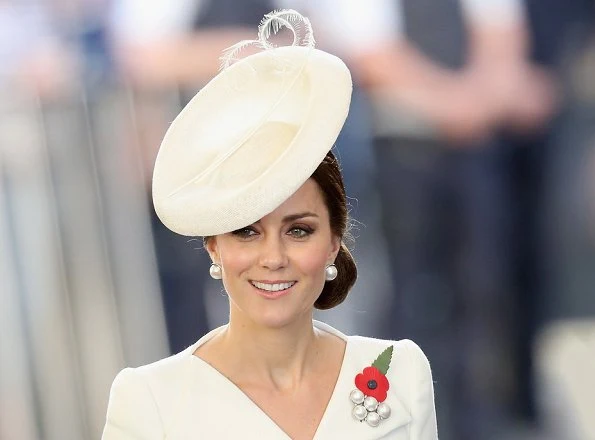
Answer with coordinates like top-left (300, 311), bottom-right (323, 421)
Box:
top-left (102, 10), bottom-right (437, 440)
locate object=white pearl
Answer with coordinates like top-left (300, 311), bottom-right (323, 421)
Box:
top-left (377, 402), bottom-right (391, 419)
top-left (209, 263), bottom-right (222, 280)
top-left (325, 264), bottom-right (338, 281)
top-left (352, 405), bottom-right (367, 421)
top-left (366, 411), bottom-right (381, 427)
top-left (349, 389), bottom-right (365, 405)
top-left (363, 396), bottom-right (378, 412)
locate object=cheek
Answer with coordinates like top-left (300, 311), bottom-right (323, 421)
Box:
top-left (295, 243), bottom-right (331, 276)
top-left (219, 244), bottom-right (255, 276)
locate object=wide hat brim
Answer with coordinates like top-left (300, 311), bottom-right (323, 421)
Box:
top-left (152, 45), bottom-right (352, 236)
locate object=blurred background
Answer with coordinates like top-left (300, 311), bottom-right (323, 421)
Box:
top-left (1, 0), bottom-right (595, 439)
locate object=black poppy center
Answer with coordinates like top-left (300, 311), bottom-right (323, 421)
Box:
top-left (367, 380), bottom-right (378, 390)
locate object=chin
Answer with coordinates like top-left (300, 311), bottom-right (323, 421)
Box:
top-left (250, 308), bottom-right (307, 329)
top-left (236, 300), bottom-right (314, 330)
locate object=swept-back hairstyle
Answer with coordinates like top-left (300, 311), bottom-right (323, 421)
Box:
top-left (310, 150), bottom-right (357, 309)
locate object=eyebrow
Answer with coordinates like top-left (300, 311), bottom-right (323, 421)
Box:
top-left (282, 212), bottom-right (319, 223)
top-left (254, 212), bottom-right (319, 225)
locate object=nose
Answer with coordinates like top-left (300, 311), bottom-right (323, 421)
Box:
top-left (258, 235), bottom-right (288, 271)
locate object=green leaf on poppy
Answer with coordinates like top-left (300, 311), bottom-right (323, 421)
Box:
top-left (371, 345), bottom-right (393, 375)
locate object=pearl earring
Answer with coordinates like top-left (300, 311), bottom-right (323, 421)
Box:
top-left (325, 264), bottom-right (338, 281)
top-left (209, 263), bottom-right (222, 280)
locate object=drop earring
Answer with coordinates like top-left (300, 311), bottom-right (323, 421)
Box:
top-left (325, 264), bottom-right (338, 281)
top-left (209, 263), bottom-right (222, 280)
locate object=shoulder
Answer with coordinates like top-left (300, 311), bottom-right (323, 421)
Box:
top-left (102, 347), bottom-right (195, 439)
top-left (348, 335), bottom-right (431, 372)
top-left (102, 366), bottom-right (164, 439)
top-left (116, 345), bottom-right (194, 401)
top-left (135, 345), bottom-right (195, 382)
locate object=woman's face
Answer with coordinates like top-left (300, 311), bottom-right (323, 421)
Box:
top-left (206, 178), bottom-right (340, 329)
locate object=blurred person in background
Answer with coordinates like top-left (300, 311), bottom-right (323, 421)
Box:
top-left (0, 0), bottom-right (80, 98)
top-left (502, 1), bottom-right (595, 437)
top-left (523, 0), bottom-right (595, 341)
top-left (528, 1), bottom-right (595, 438)
top-left (303, 1), bottom-right (559, 439)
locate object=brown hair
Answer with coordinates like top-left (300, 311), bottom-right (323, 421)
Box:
top-left (311, 150), bottom-right (357, 309)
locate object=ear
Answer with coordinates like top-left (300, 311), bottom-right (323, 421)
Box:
top-left (205, 236), bottom-right (220, 263)
top-left (328, 235), bottom-right (341, 263)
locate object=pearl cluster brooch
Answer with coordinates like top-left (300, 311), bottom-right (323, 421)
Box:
top-left (349, 345), bottom-right (393, 427)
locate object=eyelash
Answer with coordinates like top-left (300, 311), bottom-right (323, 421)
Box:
top-left (288, 225), bottom-right (314, 238)
top-left (230, 225), bottom-right (314, 239)
top-left (231, 227), bottom-right (257, 238)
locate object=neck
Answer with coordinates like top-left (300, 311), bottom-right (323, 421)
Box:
top-left (220, 312), bottom-right (322, 390)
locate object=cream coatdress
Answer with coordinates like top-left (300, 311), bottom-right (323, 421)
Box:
top-left (102, 321), bottom-right (438, 439)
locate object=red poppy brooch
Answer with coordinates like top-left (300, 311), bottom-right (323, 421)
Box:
top-left (349, 345), bottom-right (393, 427)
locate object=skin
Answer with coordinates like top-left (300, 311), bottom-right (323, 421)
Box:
top-left (196, 178), bottom-right (346, 439)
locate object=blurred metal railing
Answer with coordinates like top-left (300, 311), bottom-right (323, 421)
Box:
top-left (0, 85), bottom-right (172, 440)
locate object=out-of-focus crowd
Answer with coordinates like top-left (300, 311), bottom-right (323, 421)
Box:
top-left (1, 1), bottom-right (595, 439)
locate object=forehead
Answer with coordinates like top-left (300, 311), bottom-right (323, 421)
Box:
top-left (262, 178), bottom-right (327, 220)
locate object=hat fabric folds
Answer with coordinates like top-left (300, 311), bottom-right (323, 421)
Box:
top-left (152, 10), bottom-right (352, 236)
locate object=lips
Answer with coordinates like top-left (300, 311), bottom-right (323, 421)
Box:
top-left (250, 281), bottom-right (296, 292)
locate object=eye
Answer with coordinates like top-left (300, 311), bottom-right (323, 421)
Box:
top-left (231, 227), bottom-right (258, 239)
top-left (287, 225), bottom-right (313, 239)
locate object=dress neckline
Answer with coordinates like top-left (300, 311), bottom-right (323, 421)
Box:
top-left (186, 320), bottom-right (352, 439)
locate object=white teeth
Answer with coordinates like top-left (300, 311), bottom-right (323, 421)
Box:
top-left (251, 281), bottom-right (295, 292)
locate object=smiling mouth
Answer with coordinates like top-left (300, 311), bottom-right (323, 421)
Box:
top-left (250, 281), bottom-right (297, 292)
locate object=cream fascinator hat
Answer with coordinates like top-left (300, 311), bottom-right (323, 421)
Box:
top-left (152, 10), bottom-right (353, 236)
